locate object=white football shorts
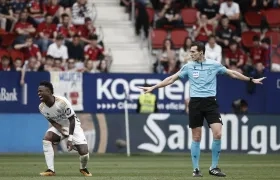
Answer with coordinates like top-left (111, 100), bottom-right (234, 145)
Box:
top-left (47, 125), bottom-right (88, 145)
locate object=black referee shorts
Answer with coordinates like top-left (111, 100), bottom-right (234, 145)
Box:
top-left (188, 97), bottom-right (223, 129)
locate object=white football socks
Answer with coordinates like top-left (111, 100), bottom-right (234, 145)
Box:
top-left (43, 140), bottom-right (54, 172)
top-left (79, 153), bottom-right (89, 169)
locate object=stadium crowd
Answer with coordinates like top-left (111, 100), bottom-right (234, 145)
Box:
top-left (0, 0), bottom-right (112, 74)
top-left (121, 0), bottom-right (280, 77)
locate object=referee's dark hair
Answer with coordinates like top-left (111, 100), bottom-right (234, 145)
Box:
top-left (40, 81), bottom-right (54, 94)
top-left (191, 41), bottom-right (205, 54)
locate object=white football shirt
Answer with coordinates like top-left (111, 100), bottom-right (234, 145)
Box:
top-left (39, 95), bottom-right (81, 127)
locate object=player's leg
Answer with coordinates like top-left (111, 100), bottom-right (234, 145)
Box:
top-left (204, 98), bottom-right (226, 177)
top-left (40, 127), bottom-right (61, 176)
top-left (73, 126), bottom-right (92, 177)
top-left (189, 98), bottom-right (204, 177)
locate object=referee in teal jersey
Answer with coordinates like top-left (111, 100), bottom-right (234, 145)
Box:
top-left (139, 42), bottom-right (265, 177)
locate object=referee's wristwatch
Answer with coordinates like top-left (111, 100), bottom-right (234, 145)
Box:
top-left (249, 77), bottom-right (253, 82)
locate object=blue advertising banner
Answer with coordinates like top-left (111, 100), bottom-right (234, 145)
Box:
top-left (0, 72), bottom-right (279, 114)
top-left (0, 113), bottom-right (280, 154)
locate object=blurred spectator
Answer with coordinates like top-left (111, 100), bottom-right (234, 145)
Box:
top-left (196, 0), bottom-right (220, 29)
top-left (96, 60), bottom-right (108, 73)
top-left (53, 57), bottom-right (64, 71)
top-left (57, 13), bottom-right (76, 40)
top-left (22, 56), bottom-right (40, 71)
top-left (45, 0), bottom-right (61, 24)
top-left (219, 0), bottom-right (241, 36)
top-left (13, 58), bottom-right (23, 71)
top-left (193, 14), bottom-right (213, 43)
top-left (205, 35), bottom-right (222, 63)
top-left (156, 0), bottom-right (184, 28)
top-left (249, 35), bottom-right (265, 66)
top-left (154, 39), bottom-right (176, 73)
top-left (27, 0), bottom-right (45, 24)
top-left (83, 60), bottom-right (97, 73)
top-left (135, 2), bottom-right (149, 38)
top-left (163, 57), bottom-right (180, 74)
top-left (225, 41), bottom-right (245, 73)
top-left (47, 35), bottom-right (68, 64)
top-left (14, 36), bottom-right (42, 61)
top-left (0, 56), bottom-right (14, 71)
top-left (0, 0), bottom-right (16, 31)
top-left (84, 34), bottom-right (104, 61)
top-left (38, 55), bottom-right (54, 71)
top-left (65, 58), bottom-right (77, 71)
top-left (179, 37), bottom-right (192, 65)
top-left (216, 16), bottom-right (240, 48)
top-left (10, 0), bottom-right (27, 19)
top-left (59, 0), bottom-right (75, 16)
top-left (120, 0), bottom-right (131, 13)
top-left (66, 34), bottom-right (84, 61)
top-left (77, 17), bottom-right (103, 46)
top-left (251, 0), bottom-right (273, 11)
top-left (261, 37), bottom-right (271, 68)
top-left (14, 11), bottom-right (36, 44)
top-left (273, 0), bottom-right (280, 8)
top-left (36, 14), bottom-right (57, 53)
top-left (71, 0), bottom-right (96, 25)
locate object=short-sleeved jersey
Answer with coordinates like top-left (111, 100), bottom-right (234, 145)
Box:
top-left (178, 59), bottom-right (227, 97)
top-left (39, 95), bottom-right (80, 127)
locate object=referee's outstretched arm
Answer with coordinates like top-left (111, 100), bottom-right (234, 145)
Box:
top-left (138, 72), bottom-right (180, 93)
top-left (138, 69), bottom-right (266, 94)
top-left (225, 69), bottom-right (266, 84)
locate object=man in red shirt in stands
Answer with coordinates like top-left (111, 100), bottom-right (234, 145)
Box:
top-left (78, 17), bottom-right (96, 43)
top-left (193, 14), bottom-right (213, 44)
top-left (84, 34), bottom-right (104, 61)
top-left (0, 56), bottom-right (13, 71)
top-left (225, 40), bottom-right (245, 73)
top-left (57, 13), bottom-right (76, 41)
top-left (250, 35), bottom-right (265, 66)
top-left (14, 11), bottom-right (36, 44)
top-left (36, 14), bottom-right (57, 53)
top-left (14, 36), bottom-right (42, 61)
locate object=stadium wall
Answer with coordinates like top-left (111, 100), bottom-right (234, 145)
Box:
top-left (0, 72), bottom-right (280, 114)
top-left (0, 113), bottom-right (280, 154)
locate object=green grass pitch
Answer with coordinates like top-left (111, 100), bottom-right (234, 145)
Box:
top-left (0, 153), bottom-right (280, 180)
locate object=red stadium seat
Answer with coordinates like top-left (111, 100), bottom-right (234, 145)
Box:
top-left (244, 11), bottom-right (262, 27)
top-left (1, 33), bottom-right (16, 47)
top-left (0, 49), bottom-right (9, 58)
top-left (271, 54), bottom-right (280, 64)
top-left (170, 29), bottom-right (188, 49)
top-left (265, 31), bottom-right (280, 48)
top-left (150, 29), bottom-right (167, 49)
top-left (263, 9), bottom-right (280, 28)
top-left (146, 7), bottom-right (155, 25)
top-left (241, 31), bottom-right (260, 48)
top-left (9, 49), bottom-right (24, 62)
top-left (181, 8), bottom-right (197, 27)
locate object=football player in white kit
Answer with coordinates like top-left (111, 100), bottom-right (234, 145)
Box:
top-left (38, 81), bottom-right (92, 176)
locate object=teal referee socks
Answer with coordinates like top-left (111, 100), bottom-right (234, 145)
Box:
top-left (211, 139), bottom-right (221, 169)
top-left (191, 141), bottom-right (201, 170)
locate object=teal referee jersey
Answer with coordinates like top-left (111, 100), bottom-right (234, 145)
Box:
top-left (178, 59), bottom-right (227, 97)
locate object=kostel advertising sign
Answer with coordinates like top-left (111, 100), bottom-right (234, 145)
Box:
top-left (103, 114), bottom-right (280, 154)
top-left (88, 73), bottom-right (189, 113)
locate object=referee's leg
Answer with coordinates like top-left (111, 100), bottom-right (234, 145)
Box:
top-left (189, 100), bottom-right (204, 177)
top-left (207, 114), bottom-right (226, 177)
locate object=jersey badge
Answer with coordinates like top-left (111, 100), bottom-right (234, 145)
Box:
top-left (193, 71), bottom-right (199, 78)
top-left (65, 108), bottom-right (71, 116)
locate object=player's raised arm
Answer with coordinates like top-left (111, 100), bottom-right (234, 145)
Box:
top-left (138, 72), bottom-right (180, 93)
top-left (225, 69), bottom-right (266, 84)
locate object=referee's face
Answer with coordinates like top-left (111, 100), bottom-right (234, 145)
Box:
top-left (190, 46), bottom-right (201, 61)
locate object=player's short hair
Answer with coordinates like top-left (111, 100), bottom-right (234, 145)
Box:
top-left (191, 41), bottom-right (205, 54)
top-left (39, 81), bottom-right (54, 94)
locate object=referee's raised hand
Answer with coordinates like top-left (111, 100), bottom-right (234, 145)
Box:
top-left (252, 77), bottom-right (266, 84)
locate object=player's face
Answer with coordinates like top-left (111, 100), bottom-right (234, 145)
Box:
top-left (38, 86), bottom-right (51, 102)
top-left (190, 46), bottom-right (202, 61)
